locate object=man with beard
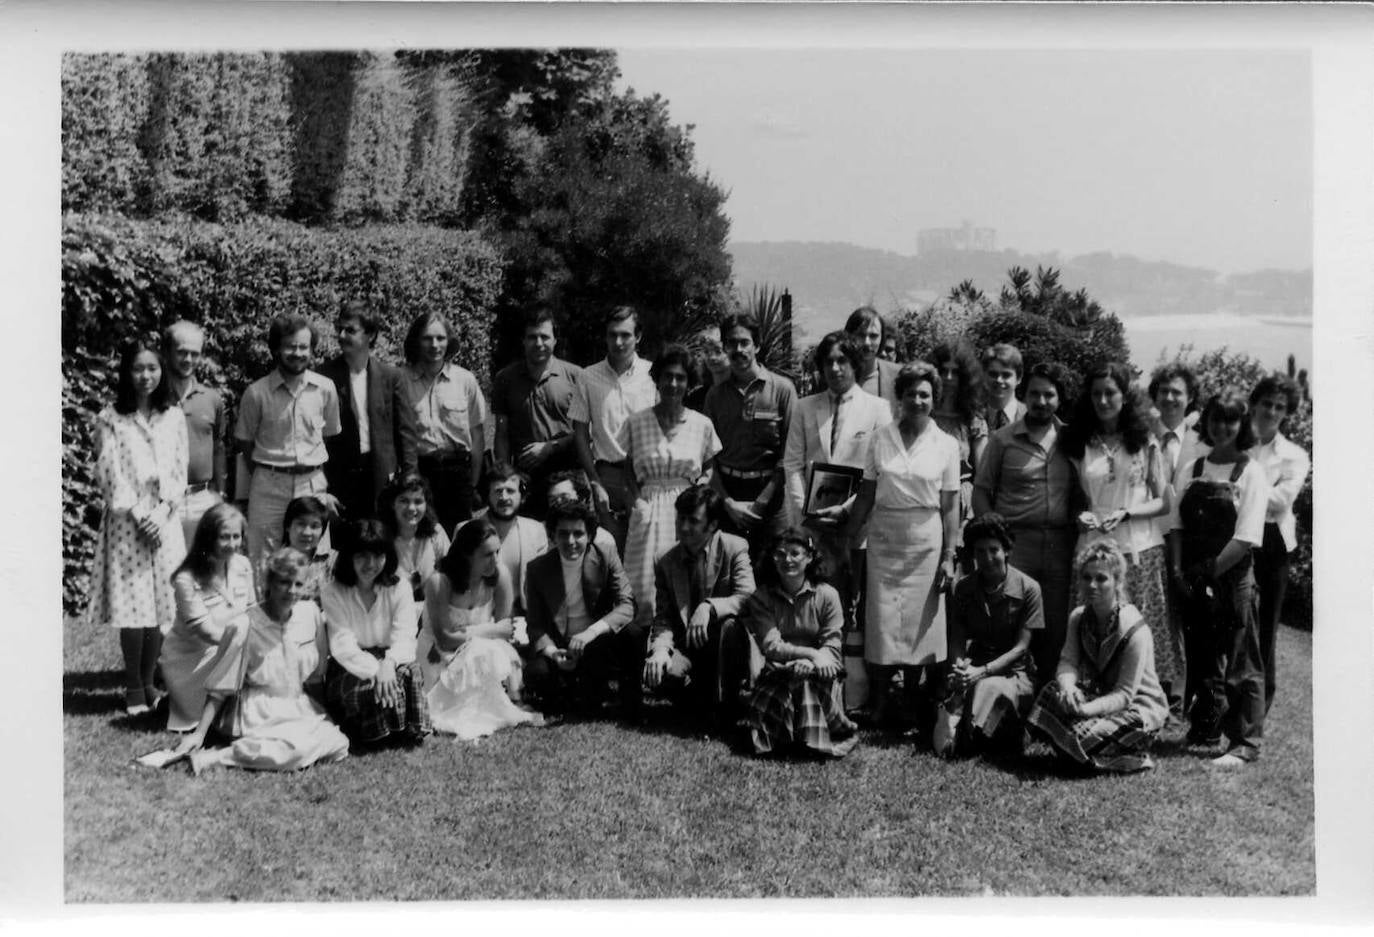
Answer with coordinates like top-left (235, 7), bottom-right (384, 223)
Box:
top-left (234, 314), bottom-right (342, 563)
top-left (972, 361), bottom-right (1078, 681)
top-left (318, 299), bottom-right (418, 524)
top-left (845, 306), bottom-right (902, 418)
top-left (473, 462), bottom-right (549, 616)
top-left (703, 312), bottom-right (796, 551)
top-left (492, 308), bottom-right (584, 518)
top-left (163, 320), bottom-right (227, 546)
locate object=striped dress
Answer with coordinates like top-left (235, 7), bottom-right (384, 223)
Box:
top-left (618, 407), bottom-right (721, 628)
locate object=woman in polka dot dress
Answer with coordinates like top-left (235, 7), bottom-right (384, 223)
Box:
top-left (85, 338), bottom-right (189, 715)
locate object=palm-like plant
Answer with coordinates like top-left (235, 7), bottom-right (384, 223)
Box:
top-left (743, 284), bottom-right (797, 380)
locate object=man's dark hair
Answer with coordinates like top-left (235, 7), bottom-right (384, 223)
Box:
top-left (674, 484), bottom-right (725, 529)
top-left (267, 314), bottom-right (319, 356)
top-left (543, 497), bottom-right (600, 541)
top-left (1147, 362), bottom-right (1200, 411)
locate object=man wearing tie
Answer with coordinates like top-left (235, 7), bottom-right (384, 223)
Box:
top-left (981, 343), bottom-right (1027, 432)
top-left (781, 332), bottom-right (892, 709)
top-left (319, 300), bottom-right (419, 524)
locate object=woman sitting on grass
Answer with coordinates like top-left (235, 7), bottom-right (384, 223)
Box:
top-left (743, 527), bottom-right (857, 758)
top-left (160, 503), bottom-right (256, 733)
top-left (321, 519), bottom-right (430, 747)
top-left (420, 519), bottom-right (541, 740)
top-left (171, 547), bottom-right (350, 774)
top-left (937, 513), bottom-right (1043, 758)
top-left (277, 496), bottom-right (335, 605)
top-left (1026, 539), bottom-right (1168, 773)
top-left (380, 471), bottom-right (450, 616)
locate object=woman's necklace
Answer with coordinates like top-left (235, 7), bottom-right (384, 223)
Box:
top-left (1092, 432), bottom-right (1122, 484)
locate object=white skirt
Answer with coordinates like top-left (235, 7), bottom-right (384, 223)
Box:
top-left (864, 505), bottom-right (946, 666)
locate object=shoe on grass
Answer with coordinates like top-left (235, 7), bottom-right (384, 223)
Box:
top-left (1209, 750), bottom-right (1252, 768)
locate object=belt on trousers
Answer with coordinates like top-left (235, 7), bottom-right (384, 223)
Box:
top-left (253, 461), bottom-right (321, 476)
top-left (419, 450), bottom-right (469, 467)
top-left (185, 480), bottom-right (216, 494)
top-left (718, 464), bottom-right (772, 480)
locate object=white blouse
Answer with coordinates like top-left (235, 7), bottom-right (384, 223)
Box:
top-left (320, 580), bottom-right (418, 679)
top-left (864, 420), bottom-right (960, 510)
top-left (1072, 437), bottom-right (1166, 555)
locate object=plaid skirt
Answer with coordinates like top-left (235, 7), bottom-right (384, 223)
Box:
top-left (1026, 683), bottom-right (1157, 772)
top-left (746, 665), bottom-right (858, 758)
top-left (324, 653), bottom-right (431, 744)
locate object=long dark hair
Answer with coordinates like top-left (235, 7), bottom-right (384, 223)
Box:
top-left (377, 471), bottom-right (440, 540)
top-left (930, 342), bottom-right (985, 426)
top-left (173, 502), bottom-right (247, 584)
top-left (332, 519), bottom-right (401, 588)
top-left (438, 519), bottom-right (501, 592)
top-left (1061, 362), bottom-right (1151, 459)
top-left (113, 337), bottom-right (174, 415)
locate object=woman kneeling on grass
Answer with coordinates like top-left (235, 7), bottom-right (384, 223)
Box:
top-left (1026, 539), bottom-right (1167, 773)
top-left (936, 512), bottom-right (1043, 758)
top-left (321, 519), bottom-right (431, 747)
top-left (160, 503), bottom-right (256, 733)
top-left (172, 547), bottom-right (350, 774)
top-left (743, 527), bottom-right (858, 758)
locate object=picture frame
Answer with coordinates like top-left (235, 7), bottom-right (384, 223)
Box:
top-left (803, 463), bottom-right (863, 517)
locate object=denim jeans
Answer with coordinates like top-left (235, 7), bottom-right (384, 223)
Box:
top-left (1185, 560), bottom-right (1264, 755)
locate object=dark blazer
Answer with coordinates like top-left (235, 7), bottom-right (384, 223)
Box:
top-left (319, 355), bottom-right (419, 504)
top-left (649, 531), bottom-right (755, 655)
top-left (524, 542), bottom-right (635, 650)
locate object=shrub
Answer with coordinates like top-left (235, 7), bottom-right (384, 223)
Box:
top-left (61, 213), bottom-right (504, 614)
top-left (964, 308), bottom-right (1131, 408)
top-left (61, 53), bottom-right (151, 214)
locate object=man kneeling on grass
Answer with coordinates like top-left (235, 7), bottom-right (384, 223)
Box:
top-left (523, 499), bottom-right (641, 719)
top-left (642, 485), bottom-right (759, 727)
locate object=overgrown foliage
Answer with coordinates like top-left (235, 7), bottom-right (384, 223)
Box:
top-left (61, 213), bottom-right (504, 614)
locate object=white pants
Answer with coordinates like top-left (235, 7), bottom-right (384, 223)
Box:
top-left (179, 487), bottom-right (223, 547)
top-left (246, 468), bottom-right (327, 566)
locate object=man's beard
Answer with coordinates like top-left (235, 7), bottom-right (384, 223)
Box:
top-left (489, 503), bottom-right (517, 521)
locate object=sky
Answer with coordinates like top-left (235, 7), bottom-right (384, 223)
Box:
top-left (616, 49), bottom-right (1312, 275)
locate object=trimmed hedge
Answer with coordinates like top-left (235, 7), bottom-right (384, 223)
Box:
top-left (61, 52), bottom-right (474, 226)
top-left (61, 213), bottom-right (504, 613)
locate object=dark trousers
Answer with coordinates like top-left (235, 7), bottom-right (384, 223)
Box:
top-left (1008, 526), bottom-right (1075, 683)
top-left (1253, 523), bottom-right (1291, 714)
top-left (1184, 561), bottom-right (1264, 755)
top-left (418, 450), bottom-right (473, 537)
top-left (654, 615), bottom-right (760, 721)
top-left (525, 620), bottom-right (647, 713)
top-left (718, 471), bottom-right (786, 561)
top-left (328, 451), bottom-right (379, 523)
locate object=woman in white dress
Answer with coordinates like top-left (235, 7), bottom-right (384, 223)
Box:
top-left (85, 338), bottom-right (189, 715)
top-left (171, 547), bottom-right (350, 773)
top-left (420, 519), bottom-right (543, 740)
top-left (846, 363), bottom-right (961, 728)
top-left (160, 503), bottom-right (256, 732)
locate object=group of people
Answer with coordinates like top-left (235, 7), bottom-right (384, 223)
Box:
top-left (85, 299), bottom-right (1310, 773)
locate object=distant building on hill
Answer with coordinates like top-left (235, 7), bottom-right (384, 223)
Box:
top-left (917, 221), bottom-right (996, 254)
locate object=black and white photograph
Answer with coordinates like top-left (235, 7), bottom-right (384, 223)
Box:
top-left (5, 0), bottom-right (1373, 925)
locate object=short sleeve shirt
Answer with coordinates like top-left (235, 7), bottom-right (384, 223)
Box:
top-left (973, 419), bottom-right (1075, 528)
top-left (567, 356), bottom-right (658, 464)
top-left (1168, 457), bottom-right (1270, 547)
top-left (702, 366), bottom-right (797, 473)
top-left (234, 370), bottom-right (341, 469)
top-left (178, 380), bottom-right (224, 485)
top-left (399, 362), bottom-right (488, 457)
top-left (864, 420), bottom-right (961, 510)
top-left (949, 567), bottom-right (1044, 667)
top-left (491, 356), bottom-right (583, 451)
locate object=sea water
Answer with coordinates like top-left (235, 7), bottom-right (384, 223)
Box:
top-left (1122, 313), bottom-right (1313, 374)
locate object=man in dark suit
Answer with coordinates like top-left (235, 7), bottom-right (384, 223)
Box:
top-left (524, 498), bottom-right (640, 717)
top-left (643, 486), bottom-right (758, 724)
top-left (319, 300), bottom-right (419, 525)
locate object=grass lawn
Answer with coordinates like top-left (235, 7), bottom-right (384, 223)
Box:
top-left (64, 612), bottom-right (1315, 901)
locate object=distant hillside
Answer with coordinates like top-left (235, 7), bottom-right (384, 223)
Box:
top-left (728, 241), bottom-right (1312, 343)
